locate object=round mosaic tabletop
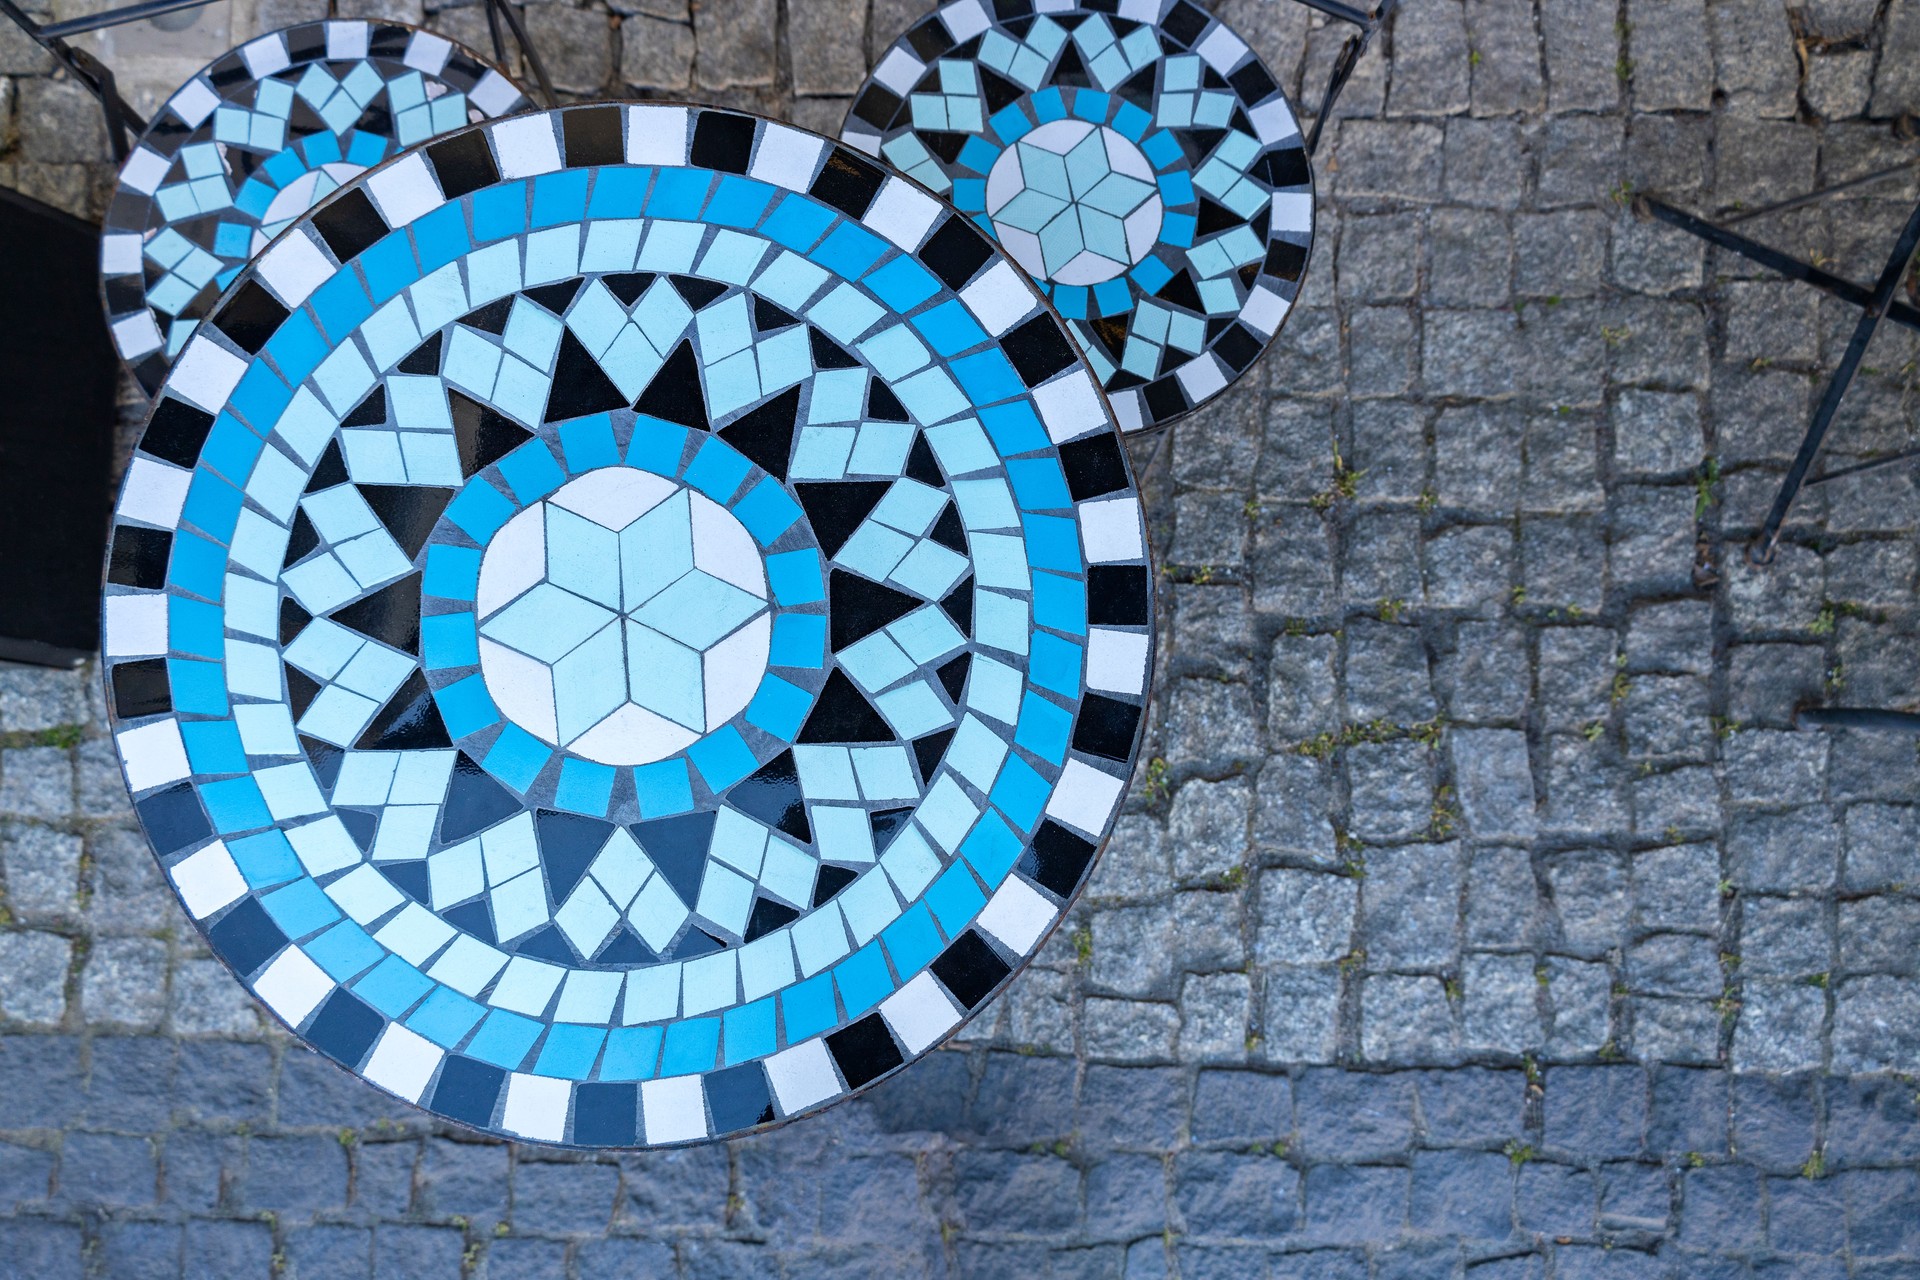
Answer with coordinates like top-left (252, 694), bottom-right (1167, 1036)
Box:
top-left (101, 104), bottom-right (1155, 1147)
top-left (842, 0), bottom-right (1314, 433)
top-left (101, 21), bottom-right (529, 396)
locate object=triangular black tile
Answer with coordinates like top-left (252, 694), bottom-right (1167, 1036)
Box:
top-left (726, 755), bottom-right (812, 843)
top-left (330, 573), bottom-right (421, 653)
top-left (604, 272), bottom-right (654, 306)
top-left (381, 859), bottom-right (432, 905)
top-left (354, 669), bottom-right (451, 750)
top-left (797, 482), bottom-right (890, 558)
top-left (797, 670), bottom-right (894, 744)
top-left (286, 666), bottom-right (320, 718)
top-left (905, 433), bottom-right (943, 486)
top-left (1157, 269), bottom-right (1204, 314)
top-left (912, 728), bottom-right (954, 785)
top-left (459, 297), bottom-right (512, 334)
top-left (980, 64), bottom-right (1026, 114)
top-left (936, 653), bottom-right (970, 703)
top-left (866, 380), bottom-right (909, 422)
top-left (358, 486), bottom-right (452, 561)
top-left (283, 508), bottom-right (321, 568)
top-left (514, 924), bottom-right (579, 962)
top-left (594, 928), bottom-right (655, 964)
top-left (665, 927), bottom-right (725, 959)
top-left (544, 329), bottom-right (630, 423)
top-left (869, 807), bottom-right (914, 852)
top-left (1115, 63), bottom-right (1158, 111)
top-left (829, 571), bottom-right (920, 650)
top-left (397, 332), bottom-right (442, 375)
top-left (1181, 128), bottom-right (1227, 166)
top-left (442, 897), bottom-right (495, 943)
top-left (1196, 196), bottom-right (1242, 238)
top-left (523, 279), bottom-right (583, 315)
top-left (343, 386), bottom-right (387, 427)
top-left (812, 865), bottom-right (857, 905)
top-left (669, 275), bottom-right (727, 310)
top-left (753, 296), bottom-right (798, 331)
top-left (280, 598), bottom-right (312, 646)
top-left (1052, 40), bottom-right (1092, 87)
top-left (930, 503), bottom-right (966, 553)
top-left (535, 809), bottom-right (616, 903)
top-left (939, 577), bottom-right (974, 633)
top-left (338, 807), bottom-right (378, 852)
top-left (440, 753), bottom-right (524, 842)
top-left (718, 386), bottom-right (800, 481)
top-left (745, 896), bottom-right (800, 942)
top-left (633, 810), bottom-right (717, 905)
top-left (634, 341), bottom-right (709, 429)
top-left (1089, 314), bottom-right (1129, 362)
top-left (302, 735), bottom-right (344, 791)
top-left (305, 439), bottom-right (349, 492)
top-left (809, 327), bottom-right (860, 369)
top-left (451, 390), bottom-right (533, 476)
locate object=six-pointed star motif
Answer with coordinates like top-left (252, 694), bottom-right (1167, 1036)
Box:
top-left (473, 467), bottom-right (771, 766)
top-left (986, 118), bottom-right (1165, 286)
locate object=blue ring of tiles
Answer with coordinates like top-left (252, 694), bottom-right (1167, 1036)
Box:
top-left (101, 20), bottom-right (530, 396)
top-left (101, 104), bottom-right (1155, 1149)
top-left (416, 419), bottom-right (828, 820)
top-left (843, 0), bottom-right (1314, 433)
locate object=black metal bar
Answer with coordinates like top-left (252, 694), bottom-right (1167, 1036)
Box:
top-left (1300, 0), bottom-right (1397, 156)
top-left (1750, 197), bottom-right (1920, 564)
top-left (482, 0), bottom-right (506, 69)
top-left (1806, 445), bottom-right (1920, 486)
top-left (38, 0), bottom-right (216, 39)
top-left (1797, 707), bottom-right (1920, 733)
top-left (1636, 196), bottom-right (1920, 335)
top-left (484, 0), bottom-right (555, 108)
top-left (1722, 157), bottom-right (1920, 226)
top-left (0, 0), bottom-right (146, 159)
top-left (1289, 0), bottom-right (1374, 29)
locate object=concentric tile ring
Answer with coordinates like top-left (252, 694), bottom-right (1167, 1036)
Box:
top-left (101, 104), bottom-right (1155, 1148)
top-left (101, 20), bottom-right (530, 396)
top-left (843, 0), bottom-right (1315, 432)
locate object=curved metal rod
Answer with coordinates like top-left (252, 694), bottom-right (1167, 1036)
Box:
top-left (1796, 707), bottom-right (1920, 733)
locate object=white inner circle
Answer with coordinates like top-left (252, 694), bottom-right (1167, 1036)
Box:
top-left (985, 119), bottom-right (1165, 287)
top-left (472, 468), bottom-right (771, 767)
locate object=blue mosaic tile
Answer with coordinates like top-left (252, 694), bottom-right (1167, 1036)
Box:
top-left (104, 105), bottom-right (1153, 1150)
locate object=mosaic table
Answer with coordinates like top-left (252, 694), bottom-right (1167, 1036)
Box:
top-left (843, 0), bottom-right (1314, 433)
top-left (101, 20), bottom-right (528, 395)
top-left (101, 105), bottom-right (1155, 1146)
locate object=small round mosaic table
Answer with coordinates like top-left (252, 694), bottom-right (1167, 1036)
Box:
top-left (843, 0), bottom-right (1314, 433)
top-left (101, 20), bottom-right (529, 395)
top-left (101, 105), bottom-right (1154, 1147)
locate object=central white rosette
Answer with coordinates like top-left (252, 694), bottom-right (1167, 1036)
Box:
top-left (473, 467), bottom-right (771, 766)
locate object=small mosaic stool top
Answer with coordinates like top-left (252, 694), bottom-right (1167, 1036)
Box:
top-left (102, 21), bottom-right (528, 396)
top-left (101, 105), bottom-right (1154, 1147)
top-left (844, 0), bottom-right (1314, 433)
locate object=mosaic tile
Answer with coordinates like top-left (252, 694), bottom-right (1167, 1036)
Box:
top-left (844, 0), bottom-right (1313, 432)
top-left (104, 105), bottom-right (1154, 1148)
top-left (101, 21), bottom-right (531, 396)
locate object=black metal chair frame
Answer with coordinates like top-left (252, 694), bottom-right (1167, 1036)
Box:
top-left (1636, 158), bottom-right (1920, 736)
top-left (0, 0), bottom-right (556, 165)
top-left (1293, 0), bottom-right (1399, 156)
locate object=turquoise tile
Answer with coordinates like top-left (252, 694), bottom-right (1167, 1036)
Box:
top-left (470, 180), bottom-right (528, 243)
top-left (910, 298), bottom-right (988, 357)
top-left (864, 256), bottom-right (941, 312)
top-left (659, 1015), bottom-right (720, 1076)
top-left (1032, 571), bottom-right (1087, 636)
top-left (733, 477), bottom-right (803, 545)
top-left (704, 175), bottom-right (775, 228)
top-left (950, 349), bottom-right (1024, 406)
top-left (633, 759), bottom-right (694, 817)
top-left (411, 200), bottom-right (471, 274)
top-left (420, 612), bottom-right (479, 670)
top-left (167, 529), bottom-right (226, 600)
top-left (765, 549), bottom-right (825, 605)
top-left (769, 613), bottom-right (826, 668)
top-left (923, 862), bottom-right (987, 936)
top-left (180, 718), bottom-right (247, 774)
top-left (1005, 458), bottom-right (1072, 511)
top-left (745, 674), bottom-right (812, 741)
top-left (304, 920), bottom-right (383, 981)
top-left (443, 480), bottom-right (516, 542)
top-left (1028, 633), bottom-right (1082, 698)
top-left (423, 544), bottom-right (482, 600)
top-left (833, 941), bottom-right (893, 1017)
top-left (1012, 690), bottom-right (1072, 764)
top-left (558, 413), bottom-right (619, 470)
top-left (182, 469), bottom-right (244, 544)
top-left (360, 230), bottom-right (420, 303)
top-left (646, 167), bottom-right (712, 220)
top-left (406, 986), bottom-right (486, 1048)
top-left (352, 955), bottom-right (433, 1017)
top-left (533, 1023), bottom-right (606, 1078)
top-left (309, 268), bottom-right (374, 343)
top-left (987, 758), bottom-right (1049, 836)
top-left (466, 1008), bottom-right (543, 1069)
top-left (432, 673), bottom-right (501, 739)
top-left (684, 440), bottom-right (752, 502)
top-left (626, 416), bottom-right (690, 474)
top-left (780, 971), bottom-right (837, 1041)
top-left (496, 439), bottom-right (566, 504)
top-left (555, 757), bottom-right (616, 817)
top-left (169, 595), bottom-right (225, 658)
top-left (260, 877), bottom-right (341, 938)
top-left (484, 724), bottom-right (552, 792)
top-left (1020, 513), bottom-right (1082, 572)
top-left (977, 401), bottom-right (1049, 455)
top-left (228, 829), bottom-right (300, 887)
top-left (810, 222), bottom-right (887, 280)
top-left (531, 168), bottom-right (590, 228)
top-left (689, 726), bottom-right (756, 792)
top-left (585, 165), bottom-right (652, 218)
top-left (600, 1024), bottom-right (664, 1080)
top-left (265, 309), bottom-right (328, 385)
top-left (166, 658), bottom-right (228, 717)
top-left (881, 902), bottom-right (942, 978)
top-left (721, 997), bottom-right (776, 1065)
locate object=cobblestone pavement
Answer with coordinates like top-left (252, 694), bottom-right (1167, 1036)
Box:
top-left (6, 0), bottom-right (1920, 1275)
